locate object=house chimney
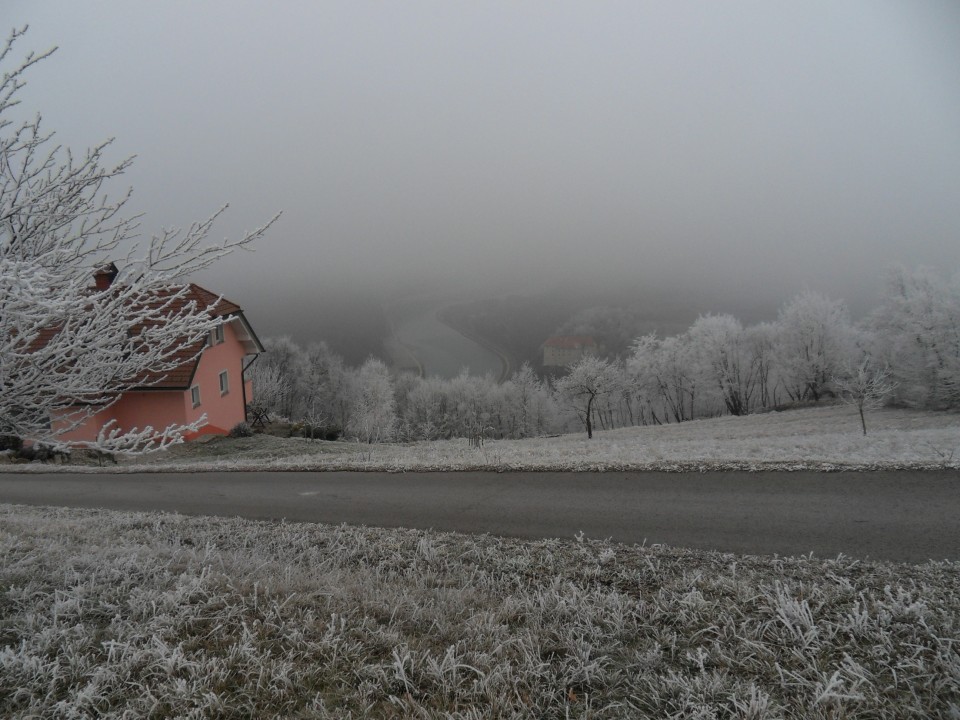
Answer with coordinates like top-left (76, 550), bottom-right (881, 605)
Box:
top-left (93, 262), bottom-right (119, 290)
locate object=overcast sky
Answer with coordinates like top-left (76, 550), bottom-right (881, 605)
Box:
top-left (7, 1), bottom-right (960, 334)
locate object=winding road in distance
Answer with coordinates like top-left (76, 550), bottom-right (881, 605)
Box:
top-left (382, 291), bottom-right (508, 381)
top-left (1, 470), bottom-right (958, 563)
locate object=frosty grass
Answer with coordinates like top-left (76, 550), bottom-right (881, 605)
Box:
top-left (2, 504), bottom-right (958, 718)
top-left (3, 404), bottom-right (958, 474)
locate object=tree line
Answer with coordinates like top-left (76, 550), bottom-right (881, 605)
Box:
top-left (251, 266), bottom-right (960, 442)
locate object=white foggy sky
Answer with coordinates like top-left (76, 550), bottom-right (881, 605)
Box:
top-left (6, 1), bottom-right (960, 328)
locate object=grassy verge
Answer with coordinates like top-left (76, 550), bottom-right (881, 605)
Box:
top-left (2, 504), bottom-right (957, 718)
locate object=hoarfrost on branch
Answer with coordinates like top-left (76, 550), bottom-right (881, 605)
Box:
top-left (0, 27), bottom-right (279, 452)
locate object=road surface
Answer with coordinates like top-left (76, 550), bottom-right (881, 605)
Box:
top-left (1, 470), bottom-right (957, 563)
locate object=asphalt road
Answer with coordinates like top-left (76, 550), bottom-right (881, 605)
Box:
top-left (1, 470), bottom-right (957, 563)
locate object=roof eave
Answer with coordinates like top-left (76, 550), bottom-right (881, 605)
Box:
top-left (226, 311), bottom-right (265, 354)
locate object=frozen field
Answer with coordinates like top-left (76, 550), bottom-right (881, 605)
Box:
top-left (5, 403), bottom-right (952, 473)
top-left (2, 404), bottom-right (959, 474)
top-left (123, 404), bottom-right (960, 472)
top-left (2, 503), bottom-right (958, 718)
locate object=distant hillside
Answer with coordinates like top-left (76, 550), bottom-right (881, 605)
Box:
top-left (441, 282), bottom-right (706, 371)
top-left (247, 292), bottom-right (389, 366)
top-left (441, 291), bottom-right (576, 372)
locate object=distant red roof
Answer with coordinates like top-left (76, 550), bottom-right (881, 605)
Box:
top-left (544, 336), bottom-right (597, 349)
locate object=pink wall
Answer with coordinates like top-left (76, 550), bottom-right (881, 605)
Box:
top-left (51, 407), bottom-right (110, 443)
top-left (52, 319), bottom-right (253, 444)
top-left (183, 319), bottom-right (250, 436)
top-left (52, 389), bottom-right (192, 444)
top-left (112, 391), bottom-right (187, 434)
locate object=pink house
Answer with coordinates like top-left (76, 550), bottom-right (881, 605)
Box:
top-left (53, 269), bottom-right (264, 444)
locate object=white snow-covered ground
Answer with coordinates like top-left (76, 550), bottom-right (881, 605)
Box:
top-left (5, 403), bottom-right (958, 473)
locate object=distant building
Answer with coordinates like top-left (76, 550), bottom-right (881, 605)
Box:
top-left (542, 336), bottom-right (598, 368)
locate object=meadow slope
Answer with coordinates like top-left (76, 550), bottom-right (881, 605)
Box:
top-left (4, 404), bottom-right (956, 473)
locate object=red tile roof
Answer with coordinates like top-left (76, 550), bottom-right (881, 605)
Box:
top-left (25, 282), bottom-right (247, 391)
top-left (182, 283), bottom-right (242, 318)
top-left (126, 284), bottom-right (243, 389)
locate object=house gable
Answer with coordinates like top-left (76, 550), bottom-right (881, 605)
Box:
top-left (181, 318), bottom-right (255, 436)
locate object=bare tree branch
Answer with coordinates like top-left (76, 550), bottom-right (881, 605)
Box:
top-left (0, 28), bottom-right (279, 453)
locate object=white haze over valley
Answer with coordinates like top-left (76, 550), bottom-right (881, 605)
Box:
top-left (6, 1), bottom-right (960, 363)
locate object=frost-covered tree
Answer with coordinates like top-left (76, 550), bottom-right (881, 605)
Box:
top-left (628, 320), bottom-right (785, 422)
top-left (509, 362), bottom-right (544, 438)
top-left (304, 341), bottom-right (351, 430)
top-left (553, 355), bottom-right (620, 438)
top-left (394, 365), bottom-right (560, 441)
top-left (656, 334), bottom-right (699, 422)
top-left (625, 335), bottom-right (665, 425)
top-left (0, 28), bottom-right (277, 452)
top-left (448, 370), bottom-right (495, 440)
top-left (688, 314), bottom-right (755, 416)
top-left (401, 375), bottom-right (450, 440)
top-left (347, 357), bottom-right (396, 443)
top-left (252, 337), bottom-right (353, 428)
top-left (245, 363), bottom-right (288, 418)
top-left (586, 361), bottom-right (634, 431)
top-left (871, 266), bottom-right (960, 409)
top-left (775, 290), bottom-right (854, 402)
top-left (628, 333), bottom-right (698, 423)
top-left (833, 357), bottom-right (897, 435)
top-left (255, 337), bottom-right (309, 419)
top-left (744, 321), bottom-right (780, 409)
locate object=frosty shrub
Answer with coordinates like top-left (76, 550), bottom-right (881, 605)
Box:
top-left (228, 421), bottom-right (254, 438)
top-left (298, 422), bottom-right (342, 441)
top-left (13, 442), bottom-right (64, 463)
top-left (0, 435), bottom-right (22, 452)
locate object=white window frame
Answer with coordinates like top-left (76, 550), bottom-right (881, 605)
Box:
top-left (212, 324), bottom-right (225, 345)
top-left (191, 385), bottom-right (201, 408)
top-left (219, 370), bottom-right (229, 396)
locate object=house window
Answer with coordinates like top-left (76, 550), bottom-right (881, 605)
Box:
top-left (211, 324), bottom-right (225, 345)
top-left (191, 385), bottom-right (201, 408)
top-left (219, 370), bottom-right (229, 395)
